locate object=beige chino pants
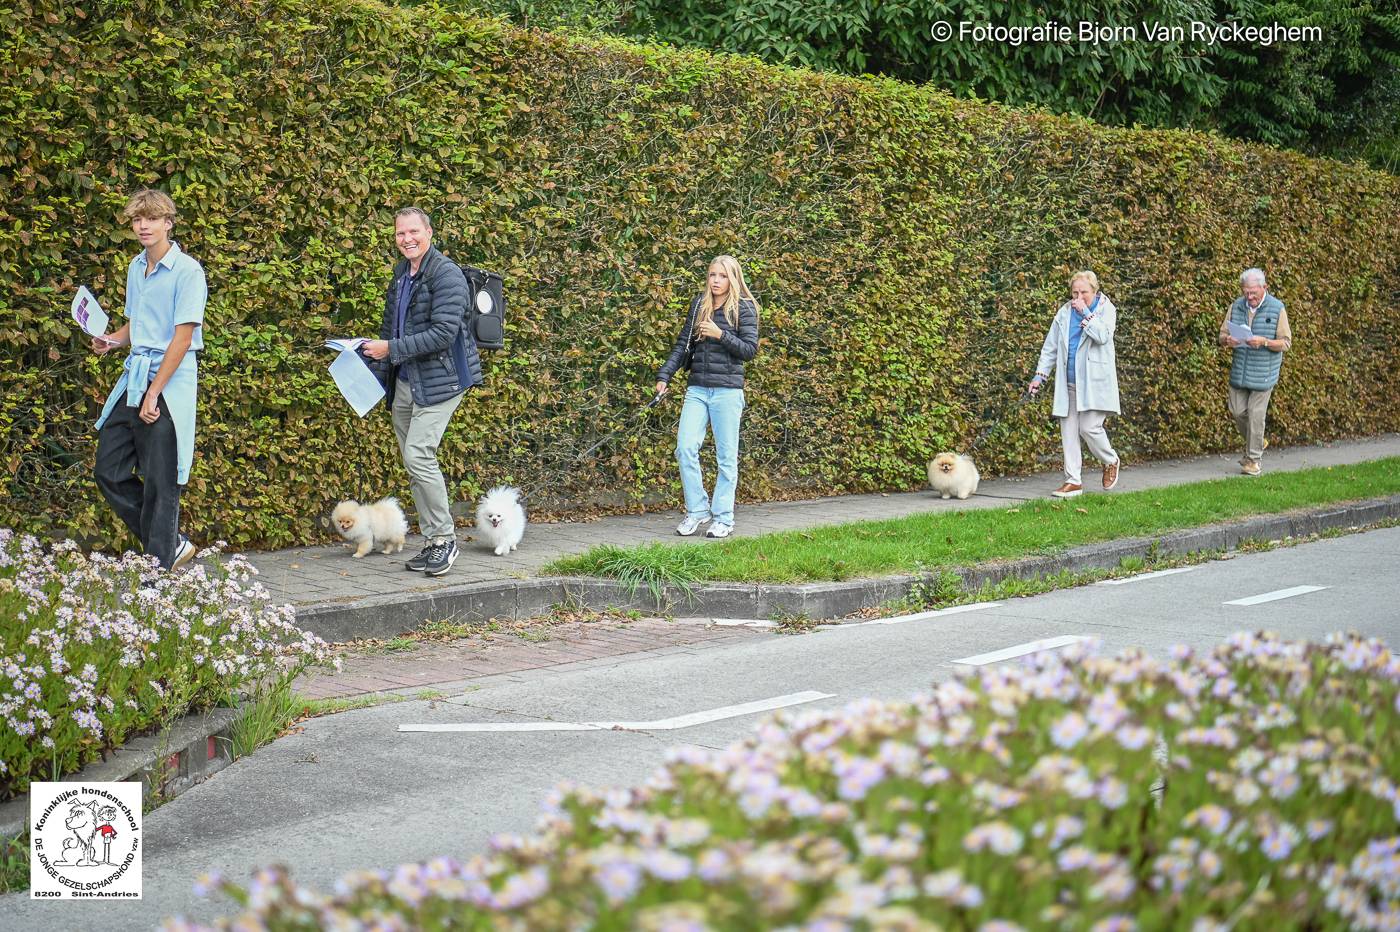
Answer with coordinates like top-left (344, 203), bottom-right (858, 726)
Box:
top-left (392, 378), bottom-right (464, 543)
top-left (1227, 386), bottom-right (1273, 463)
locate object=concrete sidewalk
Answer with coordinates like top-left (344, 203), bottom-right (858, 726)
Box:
top-left (240, 435), bottom-right (1400, 636)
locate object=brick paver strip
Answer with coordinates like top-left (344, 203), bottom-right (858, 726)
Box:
top-left (293, 618), bottom-right (773, 699)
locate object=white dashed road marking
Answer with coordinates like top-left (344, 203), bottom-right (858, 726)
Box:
top-left (820, 602), bottom-right (1004, 630)
top-left (1224, 585), bottom-right (1328, 606)
top-left (952, 635), bottom-right (1092, 667)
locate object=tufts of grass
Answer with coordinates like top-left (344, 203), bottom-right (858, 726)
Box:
top-left (416, 618), bottom-right (477, 641)
top-left (229, 686), bottom-right (416, 758)
top-left (228, 682), bottom-right (304, 759)
top-left (551, 542), bottom-right (713, 603)
top-left (0, 831), bottom-right (28, 894)
top-left (773, 609), bottom-right (819, 635)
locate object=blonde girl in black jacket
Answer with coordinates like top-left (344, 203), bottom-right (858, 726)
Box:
top-left (654, 255), bottom-right (760, 538)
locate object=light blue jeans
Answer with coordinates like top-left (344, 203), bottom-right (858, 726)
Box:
top-left (676, 386), bottom-right (745, 526)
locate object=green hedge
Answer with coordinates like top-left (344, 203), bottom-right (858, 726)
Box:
top-left (2, 0), bottom-right (1398, 550)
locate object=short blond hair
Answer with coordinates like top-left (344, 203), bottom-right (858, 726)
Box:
top-left (1069, 269), bottom-right (1099, 292)
top-left (395, 206), bottom-right (432, 230)
top-left (122, 189), bottom-right (177, 223)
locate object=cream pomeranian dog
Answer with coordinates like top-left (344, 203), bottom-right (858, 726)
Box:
top-left (331, 497), bottom-right (408, 557)
top-left (927, 452), bottom-right (980, 500)
top-left (476, 486), bottom-right (526, 556)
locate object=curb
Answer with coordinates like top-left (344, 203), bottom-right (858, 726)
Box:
top-left (0, 707), bottom-right (243, 840)
top-left (296, 495), bottom-right (1400, 642)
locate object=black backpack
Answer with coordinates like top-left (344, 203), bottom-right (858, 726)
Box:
top-left (464, 265), bottom-right (506, 350)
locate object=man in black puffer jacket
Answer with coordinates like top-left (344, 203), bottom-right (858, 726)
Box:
top-left (362, 207), bottom-right (483, 576)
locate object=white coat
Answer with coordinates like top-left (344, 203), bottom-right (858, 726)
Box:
top-left (1034, 295), bottom-right (1121, 417)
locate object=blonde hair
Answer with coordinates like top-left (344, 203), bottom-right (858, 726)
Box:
top-left (698, 255), bottom-right (759, 329)
top-left (1069, 270), bottom-right (1099, 292)
top-left (122, 189), bottom-right (177, 224)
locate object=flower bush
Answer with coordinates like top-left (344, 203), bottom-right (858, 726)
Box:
top-left (172, 631), bottom-right (1398, 930)
top-left (0, 529), bottom-right (334, 799)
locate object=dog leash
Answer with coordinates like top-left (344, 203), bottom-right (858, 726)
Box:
top-left (508, 392), bottom-right (666, 508)
top-left (963, 388), bottom-right (1035, 457)
top-left (573, 393), bottom-right (664, 462)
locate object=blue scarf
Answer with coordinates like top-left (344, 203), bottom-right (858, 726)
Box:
top-left (1067, 293), bottom-right (1101, 385)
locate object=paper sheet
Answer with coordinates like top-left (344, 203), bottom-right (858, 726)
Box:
top-left (328, 348), bottom-right (385, 417)
top-left (1226, 320), bottom-right (1254, 344)
top-left (324, 337), bottom-right (369, 353)
top-left (71, 286), bottom-right (113, 340)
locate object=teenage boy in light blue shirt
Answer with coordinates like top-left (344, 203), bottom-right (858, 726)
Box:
top-left (92, 189), bottom-right (207, 570)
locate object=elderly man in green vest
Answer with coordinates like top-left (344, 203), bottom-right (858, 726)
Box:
top-left (1218, 267), bottom-right (1292, 476)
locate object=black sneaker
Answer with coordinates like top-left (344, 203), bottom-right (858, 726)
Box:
top-left (405, 544), bottom-right (434, 572)
top-left (423, 539), bottom-right (458, 577)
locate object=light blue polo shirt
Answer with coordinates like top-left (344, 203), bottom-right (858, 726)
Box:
top-left (95, 242), bottom-right (207, 484)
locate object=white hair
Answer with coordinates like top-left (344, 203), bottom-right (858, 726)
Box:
top-left (1069, 269), bottom-right (1099, 291)
top-left (1240, 268), bottom-right (1266, 287)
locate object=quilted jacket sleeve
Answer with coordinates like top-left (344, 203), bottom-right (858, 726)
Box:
top-left (657, 296), bottom-right (700, 384)
top-left (718, 298), bottom-right (759, 361)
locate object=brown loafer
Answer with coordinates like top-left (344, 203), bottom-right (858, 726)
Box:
top-left (1051, 482), bottom-right (1083, 498)
top-left (1103, 461), bottom-right (1120, 490)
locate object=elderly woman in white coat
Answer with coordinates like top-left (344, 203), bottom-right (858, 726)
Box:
top-left (1027, 270), bottom-right (1122, 498)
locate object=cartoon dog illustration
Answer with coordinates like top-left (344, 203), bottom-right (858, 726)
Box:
top-left (60, 801), bottom-right (101, 866)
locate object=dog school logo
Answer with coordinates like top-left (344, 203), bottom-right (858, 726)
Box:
top-left (30, 782), bottom-right (142, 899)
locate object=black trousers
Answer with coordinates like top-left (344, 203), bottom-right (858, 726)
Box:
top-left (95, 391), bottom-right (182, 569)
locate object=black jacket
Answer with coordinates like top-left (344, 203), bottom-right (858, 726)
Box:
top-left (657, 295), bottom-right (759, 389)
top-left (366, 246), bottom-right (484, 407)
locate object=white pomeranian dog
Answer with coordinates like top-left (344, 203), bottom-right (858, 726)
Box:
top-left (476, 486), bottom-right (526, 556)
top-left (331, 497), bottom-right (408, 557)
top-left (926, 452), bottom-right (980, 500)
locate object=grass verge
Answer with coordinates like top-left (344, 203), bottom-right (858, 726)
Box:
top-left (546, 457), bottom-right (1400, 585)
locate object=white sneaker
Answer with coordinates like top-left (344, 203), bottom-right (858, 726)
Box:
top-left (705, 523), bottom-right (733, 539)
top-left (171, 537), bottom-right (196, 571)
top-left (676, 515), bottom-right (709, 536)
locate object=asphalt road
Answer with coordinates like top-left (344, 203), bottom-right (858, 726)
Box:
top-left (6, 525), bottom-right (1398, 930)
